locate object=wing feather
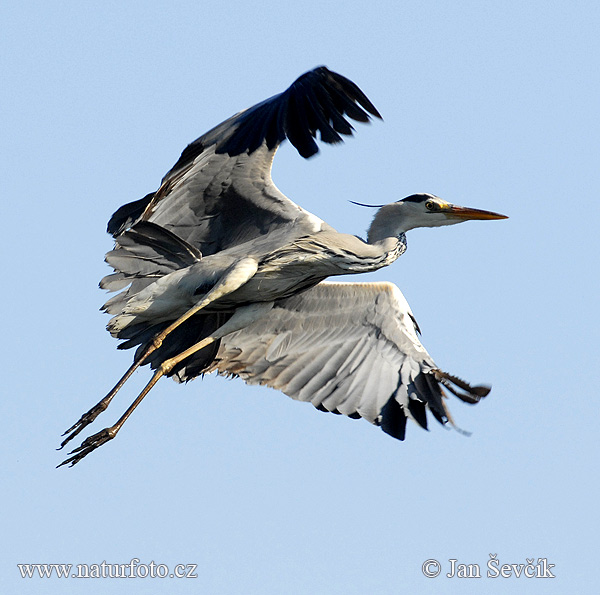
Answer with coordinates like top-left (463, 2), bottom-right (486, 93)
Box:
top-left (207, 281), bottom-right (489, 440)
top-left (107, 67), bottom-right (381, 257)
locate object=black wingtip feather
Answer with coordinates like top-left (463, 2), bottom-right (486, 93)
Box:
top-left (380, 396), bottom-right (407, 441)
top-left (407, 398), bottom-right (429, 430)
top-left (216, 66), bottom-right (381, 160)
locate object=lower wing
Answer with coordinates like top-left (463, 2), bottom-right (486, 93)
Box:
top-left (203, 281), bottom-right (490, 441)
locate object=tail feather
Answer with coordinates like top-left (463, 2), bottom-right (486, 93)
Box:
top-left (101, 221), bottom-right (203, 326)
top-left (104, 221), bottom-right (202, 279)
top-left (100, 221), bottom-right (221, 378)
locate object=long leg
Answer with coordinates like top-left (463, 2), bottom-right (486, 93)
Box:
top-left (58, 302), bottom-right (273, 467)
top-left (59, 257), bottom-right (259, 449)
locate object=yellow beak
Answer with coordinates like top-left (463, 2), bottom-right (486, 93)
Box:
top-left (444, 204), bottom-right (508, 221)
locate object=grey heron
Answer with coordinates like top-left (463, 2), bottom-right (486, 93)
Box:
top-left (59, 66), bottom-right (506, 467)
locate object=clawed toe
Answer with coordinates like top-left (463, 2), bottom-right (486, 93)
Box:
top-left (58, 400), bottom-right (110, 450)
top-left (57, 427), bottom-right (117, 468)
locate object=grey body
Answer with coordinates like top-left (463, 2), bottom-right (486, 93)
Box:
top-left (108, 227), bottom-right (404, 326)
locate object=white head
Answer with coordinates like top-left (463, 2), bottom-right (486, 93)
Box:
top-left (366, 193), bottom-right (507, 243)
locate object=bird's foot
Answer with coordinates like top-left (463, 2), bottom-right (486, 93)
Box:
top-left (57, 427), bottom-right (117, 468)
top-left (58, 399), bottom-right (111, 450)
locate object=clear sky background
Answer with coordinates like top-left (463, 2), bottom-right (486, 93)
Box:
top-left (2, 1), bottom-right (599, 593)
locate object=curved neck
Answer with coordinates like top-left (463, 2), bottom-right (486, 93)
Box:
top-left (367, 203), bottom-right (408, 244)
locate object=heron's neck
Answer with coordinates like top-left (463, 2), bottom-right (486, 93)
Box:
top-left (366, 204), bottom-right (410, 244)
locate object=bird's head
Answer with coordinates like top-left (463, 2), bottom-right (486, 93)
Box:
top-left (364, 193), bottom-right (507, 243)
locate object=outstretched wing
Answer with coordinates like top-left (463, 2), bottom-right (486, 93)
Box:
top-left (107, 66), bottom-right (382, 256)
top-left (204, 282), bottom-right (490, 441)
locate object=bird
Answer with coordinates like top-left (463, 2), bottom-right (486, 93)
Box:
top-left (58, 66), bottom-right (507, 467)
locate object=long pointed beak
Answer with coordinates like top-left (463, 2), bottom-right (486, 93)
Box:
top-left (444, 204), bottom-right (508, 221)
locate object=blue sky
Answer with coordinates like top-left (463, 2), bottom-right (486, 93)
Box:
top-left (2, 1), bottom-right (598, 593)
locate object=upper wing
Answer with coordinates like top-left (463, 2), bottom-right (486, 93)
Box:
top-left (107, 66), bottom-right (382, 255)
top-left (203, 282), bottom-right (490, 441)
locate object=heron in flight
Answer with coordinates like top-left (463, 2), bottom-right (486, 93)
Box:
top-left (59, 66), bottom-right (506, 467)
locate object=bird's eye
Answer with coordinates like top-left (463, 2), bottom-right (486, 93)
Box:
top-left (425, 201), bottom-right (436, 211)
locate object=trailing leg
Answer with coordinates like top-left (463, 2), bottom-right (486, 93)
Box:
top-left (59, 257), bottom-right (259, 449)
top-left (58, 302), bottom-right (273, 467)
